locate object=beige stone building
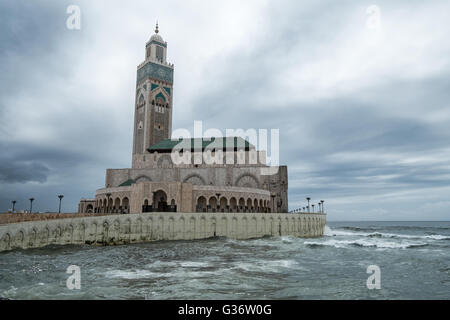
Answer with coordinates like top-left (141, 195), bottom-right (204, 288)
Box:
top-left (78, 25), bottom-right (288, 215)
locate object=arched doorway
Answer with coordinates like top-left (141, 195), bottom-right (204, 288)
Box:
top-left (153, 190), bottom-right (168, 212)
top-left (208, 197), bottom-right (217, 212)
top-left (230, 197), bottom-right (237, 212)
top-left (197, 196), bottom-right (207, 212)
top-left (122, 197), bottom-right (130, 214)
top-left (219, 197), bottom-right (228, 212)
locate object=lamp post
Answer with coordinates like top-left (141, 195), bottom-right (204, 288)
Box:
top-left (320, 200), bottom-right (324, 213)
top-left (12, 200), bottom-right (16, 212)
top-left (312, 204), bottom-right (315, 213)
top-left (29, 198), bottom-right (34, 214)
top-left (306, 197), bottom-right (311, 213)
top-left (58, 195), bottom-right (64, 213)
top-left (318, 202), bottom-right (321, 213)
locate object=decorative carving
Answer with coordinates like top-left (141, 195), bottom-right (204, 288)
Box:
top-left (183, 174), bottom-right (206, 185)
top-left (235, 174), bottom-right (259, 188)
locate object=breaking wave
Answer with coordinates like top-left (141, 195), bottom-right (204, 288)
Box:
top-left (316, 225), bottom-right (450, 249)
top-left (324, 226), bottom-right (450, 241)
top-left (340, 225), bottom-right (450, 232)
top-left (305, 239), bottom-right (428, 249)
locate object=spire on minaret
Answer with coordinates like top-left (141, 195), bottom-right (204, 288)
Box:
top-left (155, 21), bottom-right (159, 34)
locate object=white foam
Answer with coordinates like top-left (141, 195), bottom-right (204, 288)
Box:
top-left (180, 261), bottom-right (210, 268)
top-left (145, 260), bottom-right (178, 268)
top-left (280, 236), bottom-right (295, 243)
top-left (423, 235), bottom-right (450, 240)
top-left (233, 259), bottom-right (302, 272)
top-left (104, 269), bottom-right (164, 279)
top-left (325, 226), bottom-right (450, 241)
top-left (305, 238), bottom-right (427, 249)
top-left (367, 232), bottom-right (450, 240)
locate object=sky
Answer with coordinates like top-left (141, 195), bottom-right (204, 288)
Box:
top-left (0, 0), bottom-right (449, 220)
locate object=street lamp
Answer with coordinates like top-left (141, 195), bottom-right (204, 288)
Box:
top-left (12, 200), bottom-right (16, 213)
top-left (312, 204), bottom-right (315, 213)
top-left (58, 195), bottom-right (64, 213)
top-left (29, 198), bottom-right (34, 214)
top-left (320, 200), bottom-right (325, 213)
top-left (306, 197), bottom-right (311, 213)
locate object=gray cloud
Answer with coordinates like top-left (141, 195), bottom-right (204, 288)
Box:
top-left (1, 0), bottom-right (449, 220)
top-left (0, 160), bottom-right (49, 184)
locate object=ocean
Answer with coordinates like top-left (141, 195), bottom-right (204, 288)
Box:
top-left (0, 221), bottom-right (449, 300)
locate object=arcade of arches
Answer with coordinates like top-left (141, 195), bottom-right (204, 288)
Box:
top-left (86, 182), bottom-right (273, 214)
top-left (195, 196), bottom-right (272, 213)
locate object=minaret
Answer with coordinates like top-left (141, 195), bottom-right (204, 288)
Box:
top-left (132, 23), bottom-right (174, 164)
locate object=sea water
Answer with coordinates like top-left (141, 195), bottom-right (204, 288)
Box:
top-left (0, 221), bottom-right (449, 299)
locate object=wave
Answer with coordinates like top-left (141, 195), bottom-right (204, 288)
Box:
top-left (367, 232), bottom-right (450, 240)
top-left (104, 269), bottom-right (163, 279)
top-left (325, 226), bottom-right (450, 241)
top-left (103, 267), bottom-right (228, 280)
top-left (179, 261), bottom-right (211, 268)
top-left (340, 225), bottom-right (450, 232)
top-left (305, 239), bottom-right (428, 249)
top-left (324, 226), bottom-right (367, 237)
top-left (232, 259), bottom-right (306, 273)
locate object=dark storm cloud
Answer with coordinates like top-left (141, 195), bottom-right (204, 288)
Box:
top-left (0, 140), bottom-right (91, 183)
top-left (0, 160), bottom-right (49, 183)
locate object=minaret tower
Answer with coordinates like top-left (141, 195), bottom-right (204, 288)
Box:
top-left (132, 23), bottom-right (174, 165)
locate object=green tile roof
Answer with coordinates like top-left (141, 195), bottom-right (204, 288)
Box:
top-left (147, 137), bottom-right (253, 153)
top-left (119, 179), bottom-right (135, 187)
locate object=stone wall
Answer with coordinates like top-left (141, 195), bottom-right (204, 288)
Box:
top-left (0, 212), bottom-right (326, 252)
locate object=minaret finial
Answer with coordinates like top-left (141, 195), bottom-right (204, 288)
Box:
top-left (155, 21), bottom-right (159, 34)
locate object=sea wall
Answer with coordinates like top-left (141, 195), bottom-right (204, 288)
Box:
top-left (0, 212), bottom-right (326, 252)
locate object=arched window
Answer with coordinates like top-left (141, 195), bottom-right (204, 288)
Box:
top-left (156, 97), bottom-right (164, 107)
top-left (197, 196), bottom-right (207, 212)
top-left (156, 45), bottom-right (164, 62)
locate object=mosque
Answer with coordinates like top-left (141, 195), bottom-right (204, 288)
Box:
top-left (78, 24), bottom-right (288, 215)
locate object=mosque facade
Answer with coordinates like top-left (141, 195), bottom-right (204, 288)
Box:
top-left (78, 25), bottom-right (288, 215)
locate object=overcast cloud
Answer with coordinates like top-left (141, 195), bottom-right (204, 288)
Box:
top-left (1, 0), bottom-right (449, 220)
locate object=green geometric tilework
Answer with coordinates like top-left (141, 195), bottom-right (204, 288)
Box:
top-left (137, 61), bottom-right (173, 84)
